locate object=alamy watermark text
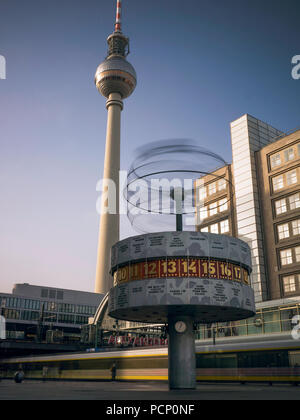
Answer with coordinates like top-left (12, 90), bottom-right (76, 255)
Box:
top-left (292, 55), bottom-right (300, 80)
top-left (0, 55), bottom-right (6, 79)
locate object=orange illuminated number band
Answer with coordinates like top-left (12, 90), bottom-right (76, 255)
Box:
top-left (180, 259), bottom-right (199, 277)
top-left (144, 261), bottom-right (159, 278)
top-left (113, 266), bottom-right (129, 285)
top-left (233, 265), bottom-right (241, 281)
top-left (208, 261), bottom-right (218, 278)
top-left (243, 268), bottom-right (250, 285)
top-left (219, 262), bottom-right (233, 280)
top-left (113, 258), bottom-right (250, 286)
top-left (129, 263), bottom-right (140, 281)
top-left (160, 260), bottom-right (179, 277)
top-left (199, 260), bottom-right (208, 277)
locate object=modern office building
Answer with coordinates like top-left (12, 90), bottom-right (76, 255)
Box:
top-left (194, 114), bottom-right (300, 338)
top-left (256, 130), bottom-right (300, 300)
top-left (195, 114), bottom-right (300, 302)
top-left (0, 283), bottom-right (103, 341)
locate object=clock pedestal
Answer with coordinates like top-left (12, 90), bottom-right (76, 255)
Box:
top-left (168, 315), bottom-right (196, 389)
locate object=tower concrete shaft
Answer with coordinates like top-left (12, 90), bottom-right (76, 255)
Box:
top-left (94, 0), bottom-right (136, 294)
top-left (95, 93), bottom-right (123, 294)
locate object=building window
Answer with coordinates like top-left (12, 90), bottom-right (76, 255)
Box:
top-left (209, 202), bottom-right (218, 216)
top-left (198, 186), bottom-right (206, 201)
top-left (41, 289), bottom-right (48, 298)
top-left (295, 247), bottom-right (300, 263)
top-left (57, 291), bottom-right (64, 300)
top-left (22, 310), bottom-right (39, 321)
top-left (210, 223), bottom-right (219, 234)
top-left (23, 299), bottom-right (40, 310)
top-left (280, 248), bottom-right (293, 266)
top-left (58, 314), bottom-right (75, 324)
top-left (284, 147), bottom-right (295, 162)
top-left (275, 198), bottom-right (287, 215)
top-left (287, 169), bottom-right (298, 186)
top-left (49, 290), bottom-right (56, 299)
top-left (289, 193), bottom-right (300, 210)
top-left (292, 220), bottom-right (300, 236)
top-left (76, 315), bottom-right (89, 325)
top-left (283, 275), bottom-right (296, 293)
top-left (278, 223), bottom-right (290, 240)
top-left (220, 219), bottom-right (229, 233)
top-left (198, 206), bottom-right (208, 220)
top-left (200, 226), bottom-right (209, 232)
top-left (48, 302), bottom-right (57, 311)
top-left (284, 148), bottom-right (295, 162)
top-left (3, 309), bottom-right (20, 320)
top-left (273, 175), bottom-right (284, 191)
top-left (219, 198), bottom-right (228, 212)
top-left (271, 153), bottom-right (281, 168)
top-left (218, 178), bottom-right (226, 191)
top-left (298, 143), bottom-right (300, 156)
top-left (208, 182), bottom-right (216, 196)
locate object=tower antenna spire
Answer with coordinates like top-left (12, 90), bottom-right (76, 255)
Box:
top-left (114, 0), bottom-right (122, 33)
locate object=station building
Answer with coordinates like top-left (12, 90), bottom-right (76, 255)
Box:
top-left (0, 283), bottom-right (103, 342)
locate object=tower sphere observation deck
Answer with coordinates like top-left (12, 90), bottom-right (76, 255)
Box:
top-left (95, 29), bottom-right (137, 99)
top-left (95, 55), bottom-right (137, 99)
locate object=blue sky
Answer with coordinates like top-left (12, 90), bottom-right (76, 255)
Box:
top-left (0, 0), bottom-right (299, 293)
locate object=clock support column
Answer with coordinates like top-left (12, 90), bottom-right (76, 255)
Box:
top-left (168, 315), bottom-right (196, 389)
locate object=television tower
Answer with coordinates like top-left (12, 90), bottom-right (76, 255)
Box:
top-left (94, 0), bottom-right (137, 294)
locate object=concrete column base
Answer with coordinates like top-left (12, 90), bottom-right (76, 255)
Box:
top-left (168, 315), bottom-right (196, 389)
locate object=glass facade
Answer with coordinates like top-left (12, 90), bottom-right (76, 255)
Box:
top-left (195, 304), bottom-right (300, 340)
top-left (0, 294), bottom-right (97, 326)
